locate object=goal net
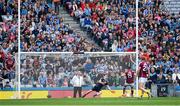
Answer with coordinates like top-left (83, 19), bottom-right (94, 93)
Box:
top-left (20, 53), bottom-right (137, 98)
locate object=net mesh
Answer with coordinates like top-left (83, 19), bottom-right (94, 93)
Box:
top-left (20, 53), bottom-right (136, 88)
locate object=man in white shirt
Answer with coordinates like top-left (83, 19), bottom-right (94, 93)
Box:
top-left (172, 70), bottom-right (180, 85)
top-left (71, 71), bottom-right (84, 98)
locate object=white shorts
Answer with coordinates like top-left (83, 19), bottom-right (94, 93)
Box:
top-left (125, 82), bottom-right (134, 87)
top-left (138, 77), bottom-right (147, 84)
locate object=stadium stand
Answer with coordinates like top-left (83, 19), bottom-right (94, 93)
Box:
top-left (0, 0), bottom-right (18, 90)
top-left (20, 0), bottom-right (101, 52)
top-left (138, 0), bottom-right (180, 87)
top-left (63, 0), bottom-right (136, 52)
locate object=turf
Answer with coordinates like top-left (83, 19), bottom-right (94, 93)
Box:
top-left (0, 97), bottom-right (180, 106)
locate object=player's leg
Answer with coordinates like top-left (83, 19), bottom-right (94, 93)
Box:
top-left (93, 91), bottom-right (102, 98)
top-left (78, 87), bottom-right (82, 97)
top-left (139, 78), bottom-right (147, 97)
top-left (138, 82), bottom-right (145, 98)
top-left (73, 87), bottom-right (78, 98)
top-left (139, 79), bottom-right (151, 98)
top-left (130, 85), bottom-right (134, 97)
top-left (142, 81), bottom-right (152, 98)
top-left (146, 83), bottom-right (152, 99)
top-left (82, 90), bottom-right (93, 98)
top-left (123, 85), bottom-right (127, 96)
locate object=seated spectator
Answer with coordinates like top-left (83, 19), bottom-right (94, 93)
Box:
top-left (38, 72), bottom-right (47, 88)
top-left (47, 74), bottom-right (56, 87)
top-left (149, 67), bottom-right (157, 84)
top-left (62, 76), bottom-right (69, 87)
top-left (21, 73), bottom-right (29, 86)
top-left (1, 13), bottom-right (13, 21)
top-left (83, 17), bottom-right (92, 30)
top-left (111, 40), bottom-right (118, 52)
top-left (157, 70), bottom-right (166, 84)
top-left (4, 81), bottom-right (11, 89)
top-left (84, 5), bottom-right (91, 16)
top-left (83, 59), bottom-right (94, 73)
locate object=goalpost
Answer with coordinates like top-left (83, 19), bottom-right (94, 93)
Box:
top-left (9, 53), bottom-right (20, 99)
top-left (136, 0), bottom-right (139, 97)
top-left (12, 0), bottom-right (140, 99)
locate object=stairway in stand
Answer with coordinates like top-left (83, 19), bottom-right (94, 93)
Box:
top-left (58, 7), bottom-right (101, 51)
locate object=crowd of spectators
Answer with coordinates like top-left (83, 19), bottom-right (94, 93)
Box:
top-left (138, 0), bottom-right (180, 86)
top-left (65, 0), bottom-right (136, 52)
top-left (0, 0), bottom-right (18, 89)
top-left (20, 0), bottom-right (100, 52)
top-left (20, 54), bottom-right (135, 88)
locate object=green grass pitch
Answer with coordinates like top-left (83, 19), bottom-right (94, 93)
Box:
top-left (0, 97), bottom-right (180, 106)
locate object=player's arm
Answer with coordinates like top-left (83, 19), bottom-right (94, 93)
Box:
top-left (70, 76), bottom-right (75, 85)
top-left (134, 72), bottom-right (136, 80)
top-left (122, 70), bottom-right (126, 76)
top-left (106, 85), bottom-right (116, 93)
top-left (106, 85), bottom-right (111, 90)
top-left (147, 67), bottom-right (150, 78)
top-left (98, 78), bottom-right (105, 84)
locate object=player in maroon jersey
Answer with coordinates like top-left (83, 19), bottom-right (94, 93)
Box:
top-left (123, 67), bottom-right (135, 97)
top-left (137, 57), bottom-right (151, 98)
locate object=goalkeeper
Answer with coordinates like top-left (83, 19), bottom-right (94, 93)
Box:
top-left (82, 78), bottom-right (114, 98)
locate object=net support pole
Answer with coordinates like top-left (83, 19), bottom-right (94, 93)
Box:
top-left (18, 0), bottom-right (21, 99)
top-left (135, 0), bottom-right (139, 97)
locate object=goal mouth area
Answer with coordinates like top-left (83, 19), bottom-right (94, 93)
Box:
top-left (19, 52), bottom-right (137, 91)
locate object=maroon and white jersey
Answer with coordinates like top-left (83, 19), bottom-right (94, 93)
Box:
top-left (125, 69), bottom-right (135, 83)
top-left (139, 62), bottom-right (149, 78)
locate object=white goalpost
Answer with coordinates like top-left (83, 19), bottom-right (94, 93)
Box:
top-left (18, 0), bottom-right (21, 99)
top-left (135, 0), bottom-right (139, 97)
top-left (10, 53), bottom-right (20, 99)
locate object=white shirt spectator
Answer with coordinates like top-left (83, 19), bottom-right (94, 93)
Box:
top-left (172, 72), bottom-right (180, 83)
top-left (111, 40), bottom-right (118, 52)
top-left (71, 75), bottom-right (84, 87)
